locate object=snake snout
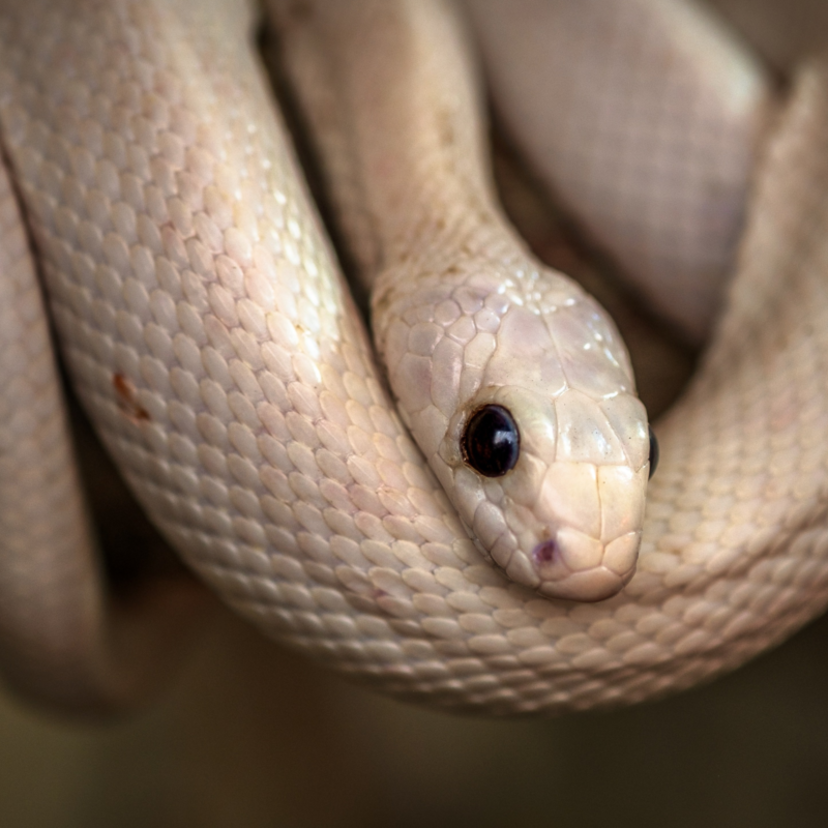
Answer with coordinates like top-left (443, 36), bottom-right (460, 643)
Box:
top-left (531, 528), bottom-right (642, 602)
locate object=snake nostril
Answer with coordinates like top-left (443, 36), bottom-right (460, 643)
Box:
top-left (533, 538), bottom-right (560, 567)
top-left (648, 425), bottom-right (659, 479)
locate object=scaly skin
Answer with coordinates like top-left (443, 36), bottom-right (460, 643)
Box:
top-left (270, 0), bottom-right (650, 601)
top-left (0, 0), bottom-right (827, 715)
top-left (462, 0), bottom-right (774, 344)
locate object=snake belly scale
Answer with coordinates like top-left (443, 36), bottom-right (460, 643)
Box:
top-left (0, 0), bottom-right (827, 715)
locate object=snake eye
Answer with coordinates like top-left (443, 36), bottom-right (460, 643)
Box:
top-left (648, 425), bottom-right (659, 479)
top-left (462, 405), bottom-right (520, 477)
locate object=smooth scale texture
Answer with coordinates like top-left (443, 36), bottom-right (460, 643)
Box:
top-left (271, 0), bottom-right (651, 603)
top-left (0, 0), bottom-right (827, 716)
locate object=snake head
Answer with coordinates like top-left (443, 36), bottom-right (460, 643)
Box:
top-left (446, 381), bottom-right (651, 601)
top-left (375, 261), bottom-right (652, 602)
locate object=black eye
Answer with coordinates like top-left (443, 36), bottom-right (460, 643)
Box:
top-left (462, 405), bottom-right (520, 477)
top-left (648, 425), bottom-right (659, 479)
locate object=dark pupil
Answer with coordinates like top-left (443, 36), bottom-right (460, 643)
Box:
top-left (648, 425), bottom-right (659, 479)
top-left (462, 405), bottom-right (520, 478)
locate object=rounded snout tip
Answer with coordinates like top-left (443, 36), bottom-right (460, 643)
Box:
top-left (530, 529), bottom-right (642, 602)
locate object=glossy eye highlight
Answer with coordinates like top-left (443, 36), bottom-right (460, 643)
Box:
top-left (462, 405), bottom-right (520, 477)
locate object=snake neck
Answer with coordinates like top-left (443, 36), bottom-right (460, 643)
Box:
top-left (270, 0), bottom-right (503, 282)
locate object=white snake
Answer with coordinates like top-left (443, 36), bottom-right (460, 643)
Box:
top-left (1, 0), bottom-right (828, 716)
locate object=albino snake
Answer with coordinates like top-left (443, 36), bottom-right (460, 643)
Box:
top-left (1, 0), bottom-right (828, 716)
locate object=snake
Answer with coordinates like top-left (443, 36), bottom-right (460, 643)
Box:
top-left (1, 0), bottom-right (828, 716)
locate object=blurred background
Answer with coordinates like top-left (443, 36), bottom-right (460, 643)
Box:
top-left (4, 604), bottom-right (828, 828)
top-left (3, 0), bottom-right (828, 825)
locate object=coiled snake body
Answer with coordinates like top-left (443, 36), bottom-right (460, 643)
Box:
top-left (1, 0), bottom-right (828, 715)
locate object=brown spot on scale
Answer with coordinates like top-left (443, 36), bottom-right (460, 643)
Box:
top-left (113, 373), bottom-right (151, 423)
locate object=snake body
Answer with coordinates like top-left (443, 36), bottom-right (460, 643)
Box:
top-left (1, 0), bottom-right (828, 715)
top-left (272, 0), bottom-right (652, 604)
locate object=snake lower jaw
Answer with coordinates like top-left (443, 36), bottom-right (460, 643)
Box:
top-left (536, 565), bottom-right (635, 603)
